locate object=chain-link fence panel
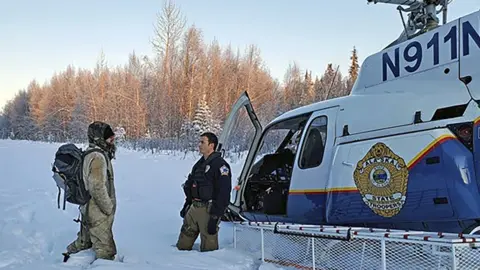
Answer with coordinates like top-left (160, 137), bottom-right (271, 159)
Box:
top-left (233, 224), bottom-right (264, 259)
top-left (232, 222), bottom-right (480, 270)
top-left (454, 245), bottom-right (480, 269)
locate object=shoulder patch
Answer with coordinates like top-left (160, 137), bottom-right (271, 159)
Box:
top-left (220, 165), bottom-right (230, 176)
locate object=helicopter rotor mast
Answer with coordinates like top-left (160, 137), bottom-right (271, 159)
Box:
top-left (367, 0), bottom-right (453, 47)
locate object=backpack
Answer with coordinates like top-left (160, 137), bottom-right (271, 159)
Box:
top-left (51, 143), bottom-right (105, 210)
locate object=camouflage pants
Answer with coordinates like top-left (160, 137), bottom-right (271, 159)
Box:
top-left (66, 206), bottom-right (117, 260)
top-left (176, 202), bottom-right (221, 252)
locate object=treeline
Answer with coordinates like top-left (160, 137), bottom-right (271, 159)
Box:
top-left (0, 1), bottom-right (360, 154)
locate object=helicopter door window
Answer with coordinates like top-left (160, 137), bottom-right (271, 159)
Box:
top-left (299, 116), bottom-right (327, 169)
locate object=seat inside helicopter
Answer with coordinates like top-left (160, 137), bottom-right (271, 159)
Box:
top-left (243, 115), bottom-right (310, 216)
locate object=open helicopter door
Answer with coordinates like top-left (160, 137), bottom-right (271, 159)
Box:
top-left (217, 91), bottom-right (262, 220)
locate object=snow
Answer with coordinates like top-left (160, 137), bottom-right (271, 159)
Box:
top-left (0, 139), bottom-right (285, 269)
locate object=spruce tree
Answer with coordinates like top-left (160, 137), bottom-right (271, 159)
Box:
top-left (191, 93), bottom-right (221, 137)
top-left (347, 46), bottom-right (360, 92)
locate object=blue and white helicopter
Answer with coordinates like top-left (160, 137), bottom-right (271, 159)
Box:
top-left (218, 0), bottom-right (480, 235)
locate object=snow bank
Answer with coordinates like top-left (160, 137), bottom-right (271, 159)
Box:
top-left (0, 139), bottom-right (284, 269)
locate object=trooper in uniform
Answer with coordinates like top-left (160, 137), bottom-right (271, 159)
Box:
top-left (176, 132), bottom-right (232, 252)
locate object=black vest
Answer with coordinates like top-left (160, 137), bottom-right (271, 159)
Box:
top-left (190, 152), bottom-right (221, 202)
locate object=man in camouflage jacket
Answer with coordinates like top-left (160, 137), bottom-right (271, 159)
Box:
top-left (65, 121), bottom-right (117, 260)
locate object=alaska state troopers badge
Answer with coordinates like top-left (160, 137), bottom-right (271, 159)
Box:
top-left (353, 142), bottom-right (409, 218)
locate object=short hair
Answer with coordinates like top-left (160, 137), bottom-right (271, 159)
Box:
top-left (201, 132), bottom-right (218, 150)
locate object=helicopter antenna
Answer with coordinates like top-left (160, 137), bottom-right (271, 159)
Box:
top-left (367, 0), bottom-right (454, 48)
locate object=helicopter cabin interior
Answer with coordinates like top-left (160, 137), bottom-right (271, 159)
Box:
top-left (243, 111), bottom-right (328, 216)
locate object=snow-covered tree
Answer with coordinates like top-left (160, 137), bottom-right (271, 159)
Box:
top-left (346, 46), bottom-right (360, 93)
top-left (114, 126), bottom-right (126, 141)
top-left (191, 94), bottom-right (221, 136)
top-left (144, 129), bottom-right (152, 139)
top-left (179, 93), bottom-right (223, 151)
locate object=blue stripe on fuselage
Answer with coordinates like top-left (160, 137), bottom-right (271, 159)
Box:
top-left (241, 139), bottom-right (480, 233)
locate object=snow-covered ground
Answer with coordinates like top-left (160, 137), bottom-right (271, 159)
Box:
top-left (0, 139), bottom-right (284, 269)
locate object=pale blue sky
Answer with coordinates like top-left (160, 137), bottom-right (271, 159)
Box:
top-left (1, 0), bottom-right (478, 109)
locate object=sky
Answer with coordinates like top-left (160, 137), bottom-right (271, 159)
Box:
top-left (1, 0), bottom-right (479, 110)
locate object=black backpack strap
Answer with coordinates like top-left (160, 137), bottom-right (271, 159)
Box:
top-left (55, 183), bottom-right (67, 210)
top-left (57, 186), bottom-right (61, 209)
top-left (63, 189), bottom-right (67, 210)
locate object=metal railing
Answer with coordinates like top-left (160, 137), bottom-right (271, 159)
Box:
top-left (231, 221), bottom-right (480, 270)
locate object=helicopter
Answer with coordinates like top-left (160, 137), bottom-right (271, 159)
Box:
top-left (217, 0), bottom-right (480, 234)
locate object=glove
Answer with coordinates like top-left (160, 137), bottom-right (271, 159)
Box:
top-left (207, 215), bottom-right (219, 235)
top-left (180, 203), bottom-right (190, 218)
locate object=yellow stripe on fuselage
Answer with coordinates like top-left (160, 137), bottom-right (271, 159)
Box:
top-left (289, 134), bottom-right (457, 195)
top-left (406, 134), bottom-right (455, 169)
top-left (474, 116), bottom-right (480, 126)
